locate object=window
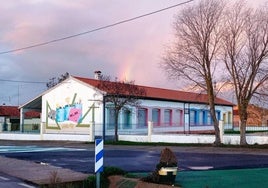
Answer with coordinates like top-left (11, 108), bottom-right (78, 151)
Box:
top-left (202, 110), bottom-right (211, 125)
top-left (199, 110), bottom-right (204, 125)
top-left (122, 109), bottom-right (131, 129)
top-left (190, 110), bottom-right (197, 125)
top-left (152, 108), bottom-right (160, 126)
top-left (223, 113), bottom-right (226, 124)
top-left (164, 109), bottom-right (172, 126)
top-left (216, 111), bottom-right (221, 121)
top-left (228, 112), bottom-right (232, 124)
top-left (211, 110), bottom-right (221, 124)
top-left (107, 107), bottom-right (116, 129)
top-left (137, 108), bottom-right (148, 127)
top-left (207, 111), bottom-right (212, 125)
top-left (176, 109), bottom-right (183, 126)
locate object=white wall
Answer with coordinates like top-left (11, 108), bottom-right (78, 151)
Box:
top-left (24, 118), bottom-right (41, 124)
top-left (119, 134), bottom-right (268, 145)
top-left (124, 99), bottom-right (233, 126)
top-left (41, 78), bottom-right (104, 135)
top-left (0, 133), bottom-right (94, 142)
top-left (0, 132), bottom-right (266, 145)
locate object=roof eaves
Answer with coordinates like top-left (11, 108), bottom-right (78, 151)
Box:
top-left (73, 75), bottom-right (234, 106)
top-left (72, 76), bottom-right (107, 95)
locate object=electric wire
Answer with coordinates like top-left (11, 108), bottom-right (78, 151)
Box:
top-left (0, 79), bottom-right (46, 84)
top-left (0, 0), bottom-right (194, 55)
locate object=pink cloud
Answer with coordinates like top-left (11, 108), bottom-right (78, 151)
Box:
top-left (0, 0), bottom-right (189, 105)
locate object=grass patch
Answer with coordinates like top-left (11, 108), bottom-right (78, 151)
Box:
top-left (177, 168), bottom-right (268, 188)
top-left (105, 140), bottom-right (212, 147)
top-left (225, 130), bottom-right (268, 134)
top-left (104, 140), bottom-right (268, 149)
top-left (130, 168), bottom-right (268, 188)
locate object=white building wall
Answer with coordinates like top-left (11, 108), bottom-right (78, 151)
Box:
top-left (128, 99), bottom-right (233, 126)
top-left (41, 78), bottom-right (104, 135)
top-left (35, 78), bottom-right (233, 139)
top-left (119, 134), bottom-right (268, 145)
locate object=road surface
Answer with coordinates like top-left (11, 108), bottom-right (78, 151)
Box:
top-left (0, 144), bottom-right (267, 173)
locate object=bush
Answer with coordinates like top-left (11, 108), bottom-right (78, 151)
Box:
top-left (42, 166), bottom-right (126, 188)
top-left (142, 147), bottom-right (178, 184)
top-left (102, 166), bottom-right (126, 178)
top-left (85, 175), bottom-right (96, 188)
top-left (85, 166), bottom-right (126, 188)
top-left (157, 148), bottom-right (178, 169)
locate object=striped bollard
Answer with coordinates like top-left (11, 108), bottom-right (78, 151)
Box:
top-left (95, 139), bottom-right (104, 188)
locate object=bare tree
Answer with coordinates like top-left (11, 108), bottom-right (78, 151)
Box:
top-left (162, 0), bottom-right (225, 145)
top-left (46, 72), bottom-right (69, 89)
top-left (97, 76), bottom-right (146, 142)
top-left (222, 1), bottom-right (268, 145)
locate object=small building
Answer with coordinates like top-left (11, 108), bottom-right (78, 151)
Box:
top-left (233, 105), bottom-right (268, 127)
top-left (0, 105), bottom-right (40, 132)
top-left (17, 74), bottom-right (233, 141)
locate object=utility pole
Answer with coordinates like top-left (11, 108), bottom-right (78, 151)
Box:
top-left (18, 85), bottom-right (20, 105)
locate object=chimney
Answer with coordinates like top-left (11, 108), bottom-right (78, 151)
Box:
top-left (94, 70), bottom-right (102, 80)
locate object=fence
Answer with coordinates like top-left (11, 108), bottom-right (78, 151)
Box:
top-left (224, 124), bottom-right (268, 134)
top-left (105, 122), bottom-right (216, 136)
top-left (3, 120), bottom-right (268, 136)
top-left (118, 121), bottom-right (268, 145)
top-left (0, 120), bottom-right (267, 144)
top-left (1, 123), bottom-right (40, 134)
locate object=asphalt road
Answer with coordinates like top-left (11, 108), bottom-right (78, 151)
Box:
top-left (0, 172), bottom-right (37, 188)
top-left (0, 143), bottom-right (268, 173)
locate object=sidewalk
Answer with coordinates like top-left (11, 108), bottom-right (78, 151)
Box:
top-left (0, 156), bottom-right (89, 186)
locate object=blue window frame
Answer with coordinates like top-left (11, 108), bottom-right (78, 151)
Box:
top-left (122, 109), bottom-right (131, 129)
top-left (138, 108), bottom-right (147, 127)
top-left (190, 109), bottom-right (198, 125)
top-left (107, 107), bottom-right (115, 129)
top-left (152, 108), bottom-right (160, 126)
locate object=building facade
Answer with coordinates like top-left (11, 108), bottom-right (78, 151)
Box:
top-left (18, 75), bottom-right (233, 140)
top-left (0, 105), bottom-right (40, 132)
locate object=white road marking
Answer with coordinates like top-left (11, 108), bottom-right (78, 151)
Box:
top-left (0, 146), bottom-right (86, 153)
top-left (18, 183), bottom-right (36, 188)
top-left (188, 166), bottom-right (214, 170)
top-left (0, 176), bottom-right (9, 181)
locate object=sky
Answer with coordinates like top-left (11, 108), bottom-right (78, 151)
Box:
top-left (0, 0), bottom-right (266, 106)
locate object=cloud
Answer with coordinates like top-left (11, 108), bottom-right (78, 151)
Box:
top-left (0, 0), bottom-right (186, 105)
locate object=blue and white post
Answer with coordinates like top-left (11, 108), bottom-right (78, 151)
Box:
top-left (95, 139), bottom-right (104, 188)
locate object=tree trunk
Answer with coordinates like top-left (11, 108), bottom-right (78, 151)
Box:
top-left (238, 103), bottom-right (248, 146)
top-left (207, 81), bottom-right (221, 146)
top-left (211, 108), bottom-right (221, 146)
top-left (114, 111), bottom-right (119, 142)
top-left (240, 120), bottom-right (247, 145)
top-left (239, 108), bottom-right (248, 145)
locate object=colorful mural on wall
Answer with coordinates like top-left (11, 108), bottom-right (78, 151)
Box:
top-left (46, 93), bottom-right (94, 130)
top-left (48, 102), bottom-right (82, 123)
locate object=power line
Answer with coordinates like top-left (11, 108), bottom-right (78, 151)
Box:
top-left (0, 0), bottom-right (194, 55)
top-left (0, 78), bottom-right (46, 84)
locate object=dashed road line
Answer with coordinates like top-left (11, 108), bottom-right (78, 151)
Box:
top-left (0, 176), bottom-right (9, 181)
top-left (18, 183), bottom-right (37, 188)
top-left (0, 146), bottom-right (86, 153)
top-left (188, 166), bottom-right (214, 170)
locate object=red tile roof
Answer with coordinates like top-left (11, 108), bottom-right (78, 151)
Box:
top-left (25, 111), bottom-right (40, 118)
top-left (0, 106), bottom-right (40, 118)
top-left (73, 76), bottom-right (233, 106)
top-left (0, 106), bottom-right (19, 117)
